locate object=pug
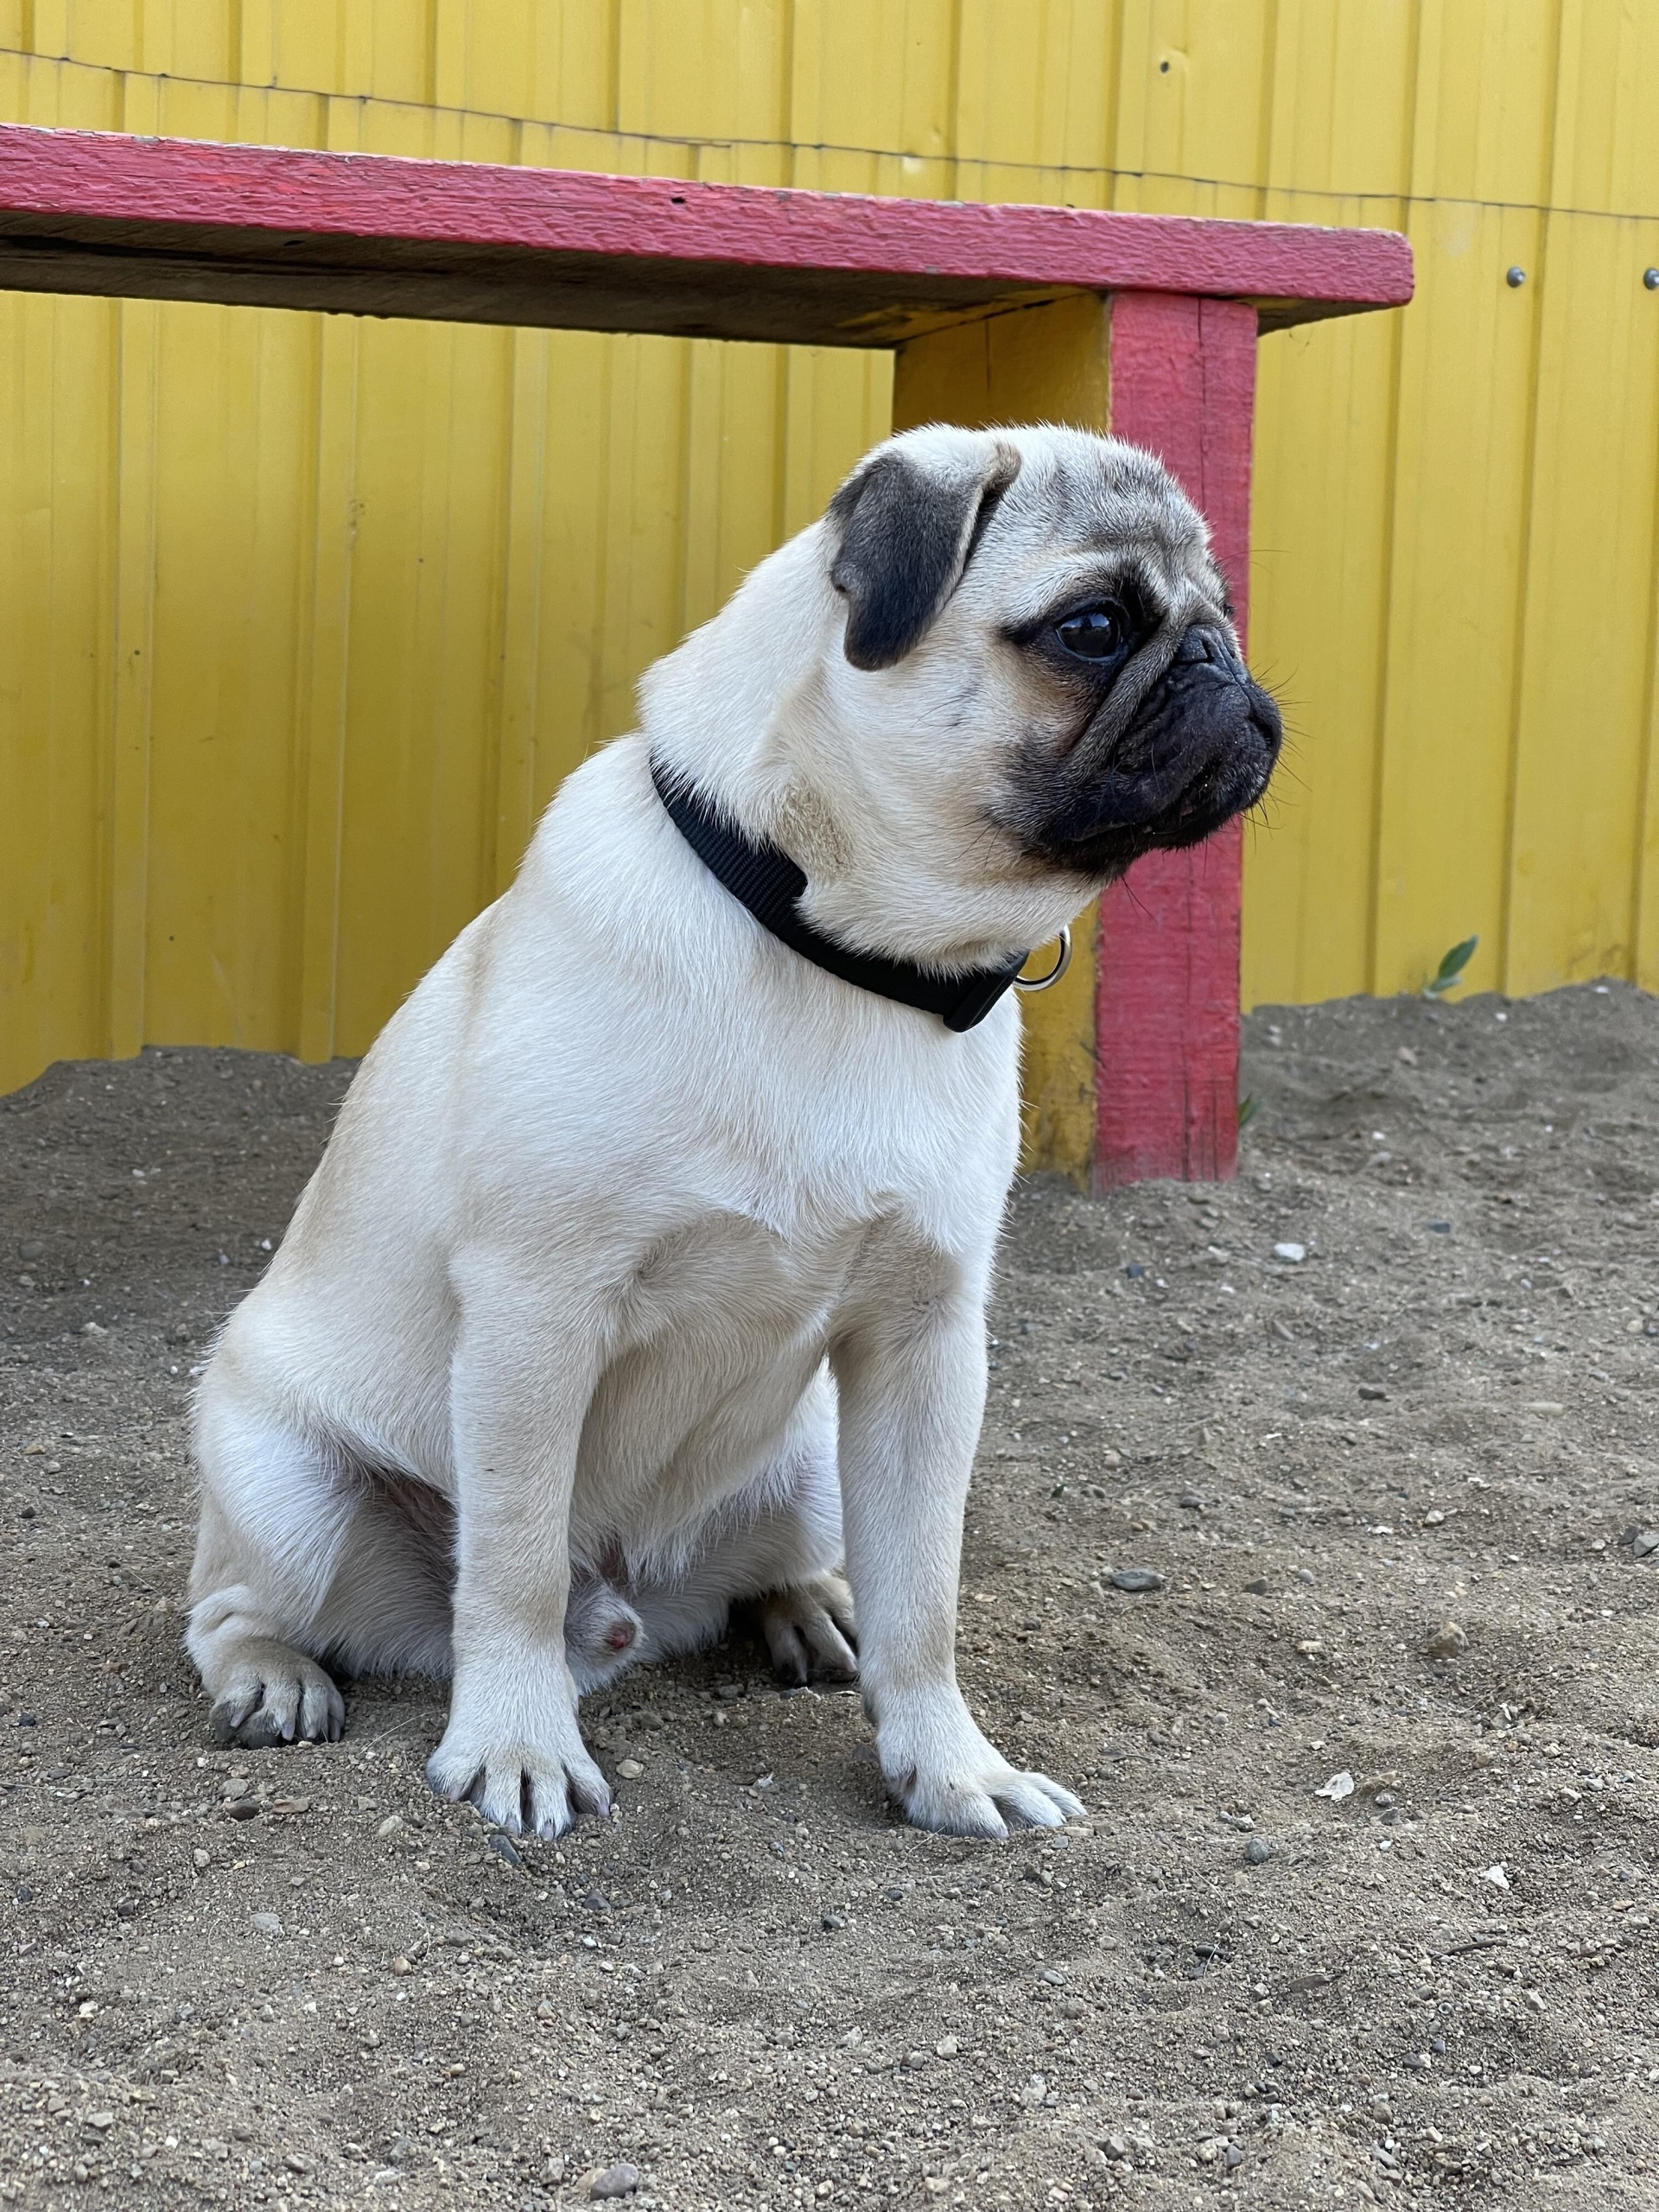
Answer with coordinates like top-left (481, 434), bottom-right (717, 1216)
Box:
top-left (184, 423), bottom-right (1280, 1840)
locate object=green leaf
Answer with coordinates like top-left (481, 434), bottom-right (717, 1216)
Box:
top-left (1237, 1094), bottom-right (1259, 1130)
top-left (1422, 934), bottom-right (1478, 997)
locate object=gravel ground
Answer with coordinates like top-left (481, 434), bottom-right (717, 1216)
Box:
top-left (1, 982), bottom-right (1656, 2211)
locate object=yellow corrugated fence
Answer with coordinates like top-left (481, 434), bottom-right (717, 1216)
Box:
top-left (3, 2), bottom-right (1658, 1097)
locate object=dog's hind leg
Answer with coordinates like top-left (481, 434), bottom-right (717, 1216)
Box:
top-left (308, 1477), bottom-right (456, 1684)
top-left (185, 1390), bottom-right (352, 1748)
top-left (630, 1367), bottom-right (856, 1682)
top-left (745, 1368), bottom-right (856, 1683)
top-left (186, 1355), bottom-right (450, 1747)
top-left (753, 1572), bottom-right (857, 1686)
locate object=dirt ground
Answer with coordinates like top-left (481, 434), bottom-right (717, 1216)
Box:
top-left (2, 982), bottom-right (1657, 2212)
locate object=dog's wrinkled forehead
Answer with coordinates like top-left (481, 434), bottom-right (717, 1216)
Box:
top-left (986, 434), bottom-right (1212, 603)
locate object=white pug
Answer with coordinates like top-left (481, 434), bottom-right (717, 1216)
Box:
top-left (185, 423), bottom-right (1280, 1840)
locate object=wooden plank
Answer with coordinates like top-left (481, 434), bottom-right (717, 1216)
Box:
top-left (0, 289), bottom-right (115, 1084)
top-left (1504, 205), bottom-right (1659, 993)
top-left (1238, 0), bottom-right (1416, 1011)
top-left (105, 294), bottom-right (158, 1062)
top-left (1096, 292), bottom-right (1258, 1190)
top-left (296, 315), bottom-right (359, 1065)
top-left (491, 326), bottom-right (550, 901)
top-left (332, 315), bottom-right (513, 1056)
top-left (142, 291), bottom-right (315, 1052)
top-left (0, 121), bottom-right (1412, 346)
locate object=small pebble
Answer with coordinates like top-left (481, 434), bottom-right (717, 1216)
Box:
top-left (1109, 1567), bottom-right (1164, 1594)
top-left (17, 1239), bottom-right (42, 1261)
top-left (489, 1832), bottom-right (522, 1869)
top-left (1358, 1385), bottom-right (1388, 1402)
top-left (284, 2152), bottom-right (316, 2175)
top-left (821, 1911), bottom-right (847, 1931)
top-left (375, 1813), bottom-right (404, 1839)
top-left (1631, 1531), bottom-right (1659, 1560)
top-left (192, 1847), bottom-right (211, 1871)
top-left (1243, 1576), bottom-right (1271, 1595)
top-left (1373, 1790), bottom-right (1395, 1811)
top-left (588, 2161), bottom-right (640, 2199)
top-left (250, 1911), bottom-right (283, 1936)
top-left (1425, 1622), bottom-right (1468, 1659)
top-left (713, 1683), bottom-right (744, 1702)
top-left (1273, 1242), bottom-right (1306, 1263)
top-left (935, 2034), bottom-right (959, 2057)
top-left (86, 2113), bottom-right (113, 2131)
top-left (1244, 1838), bottom-right (1274, 1866)
top-left (616, 1758), bottom-right (644, 1779)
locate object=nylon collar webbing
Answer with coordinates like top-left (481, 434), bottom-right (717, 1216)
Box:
top-left (650, 756), bottom-right (1027, 1033)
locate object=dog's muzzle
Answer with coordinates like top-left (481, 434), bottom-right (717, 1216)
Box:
top-left (1017, 623), bottom-right (1282, 876)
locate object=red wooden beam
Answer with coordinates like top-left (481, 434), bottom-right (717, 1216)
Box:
top-left (0, 124), bottom-right (1411, 346)
top-left (1096, 294), bottom-right (1259, 1188)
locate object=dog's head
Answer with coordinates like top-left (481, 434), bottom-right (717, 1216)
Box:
top-left (826, 424), bottom-right (1281, 875)
top-left (646, 423), bottom-right (1281, 966)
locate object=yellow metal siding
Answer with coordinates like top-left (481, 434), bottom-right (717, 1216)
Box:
top-left (3, 3), bottom-right (1659, 1098)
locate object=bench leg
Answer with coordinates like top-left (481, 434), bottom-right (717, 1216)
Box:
top-left (893, 289), bottom-right (1258, 1190)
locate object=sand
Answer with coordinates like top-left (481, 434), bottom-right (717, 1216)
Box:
top-left (2, 981), bottom-right (1656, 2209)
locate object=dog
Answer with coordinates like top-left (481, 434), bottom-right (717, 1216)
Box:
top-left (184, 423), bottom-right (1281, 1840)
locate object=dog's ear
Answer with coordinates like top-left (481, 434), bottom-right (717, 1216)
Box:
top-left (826, 438), bottom-right (1021, 671)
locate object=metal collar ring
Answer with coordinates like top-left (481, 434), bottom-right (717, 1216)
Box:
top-left (1014, 926), bottom-right (1073, 995)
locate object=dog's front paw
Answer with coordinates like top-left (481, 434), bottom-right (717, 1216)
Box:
top-left (426, 1658), bottom-right (612, 1840)
top-left (757, 1572), bottom-right (857, 1684)
top-left (877, 1690), bottom-right (1084, 1840)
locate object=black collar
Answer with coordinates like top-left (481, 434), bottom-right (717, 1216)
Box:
top-left (650, 756), bottom-right (1027, 1033)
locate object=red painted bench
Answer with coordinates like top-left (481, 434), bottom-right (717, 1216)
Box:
top-left (0, 123), bottom-right (1410, 1187)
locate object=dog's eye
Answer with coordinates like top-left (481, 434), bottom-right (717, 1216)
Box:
top-left (1053, 601), bottom-right (1129, 662)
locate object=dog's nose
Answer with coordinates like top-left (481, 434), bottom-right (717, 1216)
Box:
top-left (1171, 623), bottom-right (1242, 676)
top-left (606, 1619), bottom-right (637, 1651)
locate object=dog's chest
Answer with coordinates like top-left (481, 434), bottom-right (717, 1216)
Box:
top-left (578, 1207), bottom-right (897, 1502)
top-left (613, 1207), bottom-right (870, 1360)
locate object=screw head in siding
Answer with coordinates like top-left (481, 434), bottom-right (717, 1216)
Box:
top-left (1505, 266), bottom-right (1526, 288)
top-left (1644, 268), bottom-right (1659, 290)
